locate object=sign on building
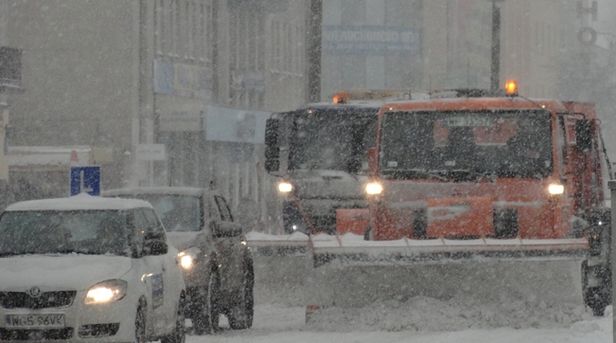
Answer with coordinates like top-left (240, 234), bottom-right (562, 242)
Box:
top-left (0, 46), bottom-right (22, 92)
top-left (153, 59), bottom-right (213, 99)
top-left (204, 106), bottom-right (269, 144)
top-left (136, 144), bottom-right (167, 161)
top-left (322, 26), bottom-right (420, 55)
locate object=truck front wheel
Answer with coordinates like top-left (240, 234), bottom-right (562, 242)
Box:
top-left (582, 260), bottom-right (611, 317)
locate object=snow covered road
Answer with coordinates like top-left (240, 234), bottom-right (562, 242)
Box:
top-left (184, 305), bottom-right (612, 343)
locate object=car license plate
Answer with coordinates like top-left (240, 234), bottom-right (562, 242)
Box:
top-left (5, 314), bottom-right (65, 328)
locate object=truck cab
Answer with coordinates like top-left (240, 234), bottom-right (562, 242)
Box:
top-left (265, 91), bottom-right (421, 234)
top-left (355, 87), bottom-right (611, 315)
top-left (365, 92), bottom-right (608, 241)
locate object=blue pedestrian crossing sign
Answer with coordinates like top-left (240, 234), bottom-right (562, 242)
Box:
top-left (70, 166), bottom-right (101, 196)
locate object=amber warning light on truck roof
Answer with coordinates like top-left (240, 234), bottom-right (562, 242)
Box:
top-left (332, 92), bottom-right (348, 104)
top-left (505, 80), bottom-right (518, 96)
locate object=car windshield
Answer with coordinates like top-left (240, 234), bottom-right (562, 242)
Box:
top-left (129, 194), bottom-right (202, 232)
top-left (288, 108), bottom-right (376, 172)
top-left (381, 110), bottom-right (552, 180)
top-left (0, 210), bottom-right (131, 257)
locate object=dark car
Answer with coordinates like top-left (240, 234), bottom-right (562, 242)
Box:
top-left (103, 187), bottom-right (254, 334)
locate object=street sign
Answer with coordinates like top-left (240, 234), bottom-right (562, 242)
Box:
top-left (70, 166), bottom-right (101, 196)
top-left (136, 144), bottom-right (167, 161)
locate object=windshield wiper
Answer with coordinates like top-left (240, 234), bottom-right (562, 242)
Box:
top-left (382, 168), bottom-right (481, 182)
top-left (382, 169), bottom-right (448, 181)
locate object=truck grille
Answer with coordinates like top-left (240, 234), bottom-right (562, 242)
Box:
top-left (312, 215), bottom-right (336, 234)
top-left (0, 291), bottom-right (76, 309)
top-left (413, 209), bottom-right (427, 239)
top-left (493, 208), bottom-right (518, 238)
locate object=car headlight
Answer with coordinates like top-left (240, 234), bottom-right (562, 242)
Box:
top-left (177, 247), bottom-right (202, 270)
top-left (179, 254), bottom-right (194, 270)
top-left (85, 280), bottom-right (127, 305)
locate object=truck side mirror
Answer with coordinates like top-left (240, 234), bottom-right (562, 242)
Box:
top-left (368, 147), bottom-right (378, 175)
top-left (265, 118), bottom-right (280, 173)
top-left (575, 119), bottom-right (593, 151)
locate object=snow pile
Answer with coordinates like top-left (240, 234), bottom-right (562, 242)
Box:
top-left (246, 231), bottom-right (309, 241)
top-left (306, 296), bottom-right (591, 332)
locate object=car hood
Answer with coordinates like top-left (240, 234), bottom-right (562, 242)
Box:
top-left (0, 254), bottom-right (133, 291)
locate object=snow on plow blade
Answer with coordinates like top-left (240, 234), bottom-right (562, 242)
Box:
top-left (247, 232), bottom-right (311, 306)
top-left (306, 234), bottom-right (589, 316)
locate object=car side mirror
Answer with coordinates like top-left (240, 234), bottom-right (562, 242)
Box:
top-left (575, 119), bottom-right (593, 151)
top-left (211, 221), bottom-right (243, 238)
top-left (143, 232), bottom-right (168, 255)
top-left (144, 239), bottom-right (168, 255)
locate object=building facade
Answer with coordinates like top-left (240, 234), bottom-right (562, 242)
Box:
top-left (0, 0), bottom-right (23, 208)
top-left (4, 0), bottom-right (309, 228)
top-left (320, 0), bottom-right (425, 98)
top-left (4, 0), bottom-right (614, 221)
top-left (6, 0), bottom-right (138, 192)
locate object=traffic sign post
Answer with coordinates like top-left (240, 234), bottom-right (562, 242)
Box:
top-left (70, 166), bottom-right (101, 196)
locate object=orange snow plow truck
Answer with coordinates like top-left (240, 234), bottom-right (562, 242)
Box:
top-left (307, 84), bottom-right (612, 318)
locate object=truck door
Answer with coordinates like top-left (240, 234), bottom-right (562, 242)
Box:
top-left (560, 114), bottom-right (596, 213)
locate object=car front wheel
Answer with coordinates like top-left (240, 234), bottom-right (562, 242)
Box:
top-left (135, 305), bottom-right (146, 343)
top-left (193, 272), bottom-right (220, 334)
top-left (228, 259), bottom-right (254, 330)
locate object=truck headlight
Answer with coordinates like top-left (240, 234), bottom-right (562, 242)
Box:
top-left (177, 247), bottom-right (202, 270)
top-left (365, 181), bottom-right (384, 195)
top-left (85, 280), bottom-right (127, 304)
top-left (278, 181), bottom-right (294, 193)
top-left (547, 183), bottom-right (564, 195)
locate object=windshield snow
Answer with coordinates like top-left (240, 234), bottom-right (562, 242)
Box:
top-left (288, 109), bottom-right (376, 172)
top-left (128, 194), bottom-right (202, 232)
top-left (381, 110), bottom-right (552, 180)
top-left (0, 210), bottom-right (130, 257)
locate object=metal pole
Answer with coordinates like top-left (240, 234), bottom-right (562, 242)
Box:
top-left (306, 0), bottom-right (322, 103)
top-left (490, 0), bottom-right (502, 92)
top-left (138, 0), bottom-right (155, 185)
top-left (610, 180), bottom-right (616, 343)
top-left (0, 1), bottom-right (11, 206)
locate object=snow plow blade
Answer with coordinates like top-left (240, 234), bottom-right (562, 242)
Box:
top-left (246, 232), bottom-right (311, 306)
top-left (306, 234), bottom-right (589, 318)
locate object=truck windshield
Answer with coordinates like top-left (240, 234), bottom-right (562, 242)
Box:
top-left (381, 110), bottom-right (552, 180)
top-left (132, 194), bottom-right (202, 232)
top-left (0, 210), bottom-right (130, 257)
top-left (288, 108), bottom-right (376, 173)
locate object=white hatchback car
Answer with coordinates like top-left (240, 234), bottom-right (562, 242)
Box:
top-left (0, 194), bottom-right (186, 343)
